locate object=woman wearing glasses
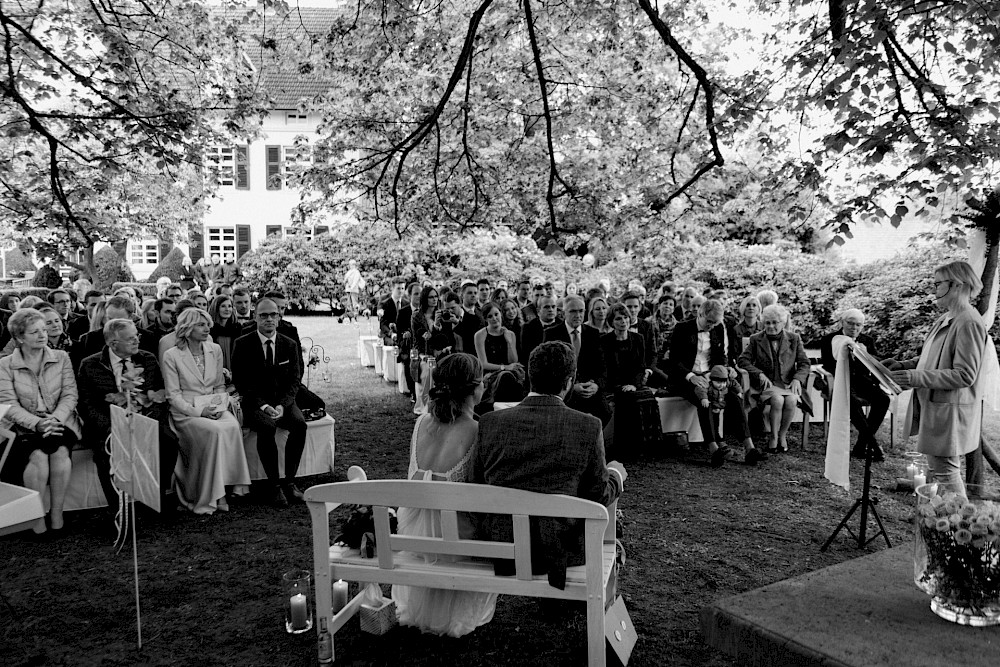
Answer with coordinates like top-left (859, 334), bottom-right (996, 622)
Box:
top-left (886, 261), bottom-right (989, 496)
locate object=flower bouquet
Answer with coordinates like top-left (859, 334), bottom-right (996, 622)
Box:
top-left (914, 484), bottom-right (1000, 626)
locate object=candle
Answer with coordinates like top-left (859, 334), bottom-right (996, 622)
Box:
top-left (332, 579), bottom-right (349, 613)
top-left (290, 593), bottom-right (308, 630)
top-left (906, 464), bottom-right (917, 482)
top-left (914, 473), bottom-right (926, 489)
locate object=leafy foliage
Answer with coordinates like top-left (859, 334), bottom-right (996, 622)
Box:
top-left (148, 247), bottom-right (189, 284)
top-left (30, 264), bottom-right (61, 289)
top-left (2, 248), bottom-right (34, 277)
top-left (93, 247), bottom-right (133, 292)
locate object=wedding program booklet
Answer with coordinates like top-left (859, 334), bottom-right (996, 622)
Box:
top-left (850, 343), bottom-right (903, 395)
top-left (193, 393), bottom-right (230, 414)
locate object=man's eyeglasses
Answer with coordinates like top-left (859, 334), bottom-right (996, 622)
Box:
top-left (257, 313), bottom-right (280, 319)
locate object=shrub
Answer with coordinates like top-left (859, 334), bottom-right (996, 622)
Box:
top-left (147, 247), bottom-right (187, 283)
top-left (111, 282), bottom-right (159, 298)
top-left (93, 247), bottom-right (133, 291)
top-left (31, 264), bottom-right (62, 288)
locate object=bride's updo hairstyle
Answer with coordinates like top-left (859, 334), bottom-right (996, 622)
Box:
top-left (428, 353), bottom-right (483, 423)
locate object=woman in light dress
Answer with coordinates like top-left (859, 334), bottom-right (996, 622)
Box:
top-left (162, 308), bottom-right (249, 514)
top-left (392, 353), bottom-right (496, 637)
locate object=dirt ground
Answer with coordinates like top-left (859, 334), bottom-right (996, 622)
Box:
top-left (1, 318), bottom-right (926, 666)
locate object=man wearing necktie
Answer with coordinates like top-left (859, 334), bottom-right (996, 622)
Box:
top-left (379, 277), bottom-right (406, 345)
top-left (232, 298), bottom-right (306, 508)
top-left (77, 319), bottom-right (179, 519)
top-left (543, 295), bottom-right (610, 425)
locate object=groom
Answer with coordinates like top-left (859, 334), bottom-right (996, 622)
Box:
top-left (472, 341), bottom-right (626, 588)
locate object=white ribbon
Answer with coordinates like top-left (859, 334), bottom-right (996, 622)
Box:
top-left (824, 335), bottom-right (854, 491)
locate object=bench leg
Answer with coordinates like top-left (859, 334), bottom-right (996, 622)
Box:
top-left (587, 592), bottom-right (606, 667)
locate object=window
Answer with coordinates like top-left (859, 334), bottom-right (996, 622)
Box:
top-left (284, 226), bottom-right (313, 241)
top-left (285, 112), bottom-right (308, 125)
top-left (266, 143), bottom-right (312, 190)
top-left (129, 239), bottom-right (159, 265)
top-left (266, 225), bottom-right (282, 237)
top-left (206, 226), bottom-right (237, 258)
top-left (205, 145), bottom-right (249, 189)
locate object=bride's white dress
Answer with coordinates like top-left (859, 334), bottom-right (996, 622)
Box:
top-left (391, 414), bottom-right (497, 637)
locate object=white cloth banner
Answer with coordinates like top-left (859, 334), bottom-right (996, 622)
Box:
top-left (824, 335), bottom-right (853, 491)
top-left (110, 404), bottom-right (161, 513)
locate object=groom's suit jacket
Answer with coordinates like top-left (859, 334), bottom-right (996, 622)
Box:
top-left (472, 394), bottom-right (620, 587)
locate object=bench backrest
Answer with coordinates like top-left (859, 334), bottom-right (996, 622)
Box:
top-left (306, 480), bottom-right (609, 582)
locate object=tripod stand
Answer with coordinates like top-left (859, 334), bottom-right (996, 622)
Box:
top-left (821, 439), bottom-right (892, 551)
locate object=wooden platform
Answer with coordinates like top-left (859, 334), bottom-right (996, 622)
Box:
top-left (701, 545), bottom-right (1000, 667)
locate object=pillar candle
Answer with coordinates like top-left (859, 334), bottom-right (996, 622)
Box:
top-left (332, 579), bottom-right (349, 613)
top-left (290, 593), bottom-right (308, 630)
top-left (906, 464), bottom-right (917, 482)
top-left (914, 473), bottom-right (926, 489)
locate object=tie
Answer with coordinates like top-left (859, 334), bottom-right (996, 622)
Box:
top-left (571, 329), bottom-right (581, 357)
top-left (118, 357), bottom-right (128, 390)
top-left (265, 339), bottom-right (274, 367)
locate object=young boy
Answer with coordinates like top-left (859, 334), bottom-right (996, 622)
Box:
top-left (699, 365), bottom-right (743, 443)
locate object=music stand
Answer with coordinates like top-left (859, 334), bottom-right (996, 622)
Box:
top-left (821, 438), bottom-right (892, 551)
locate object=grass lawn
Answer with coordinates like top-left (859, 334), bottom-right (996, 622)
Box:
top-left (1, 316), bottom-right (987, 666)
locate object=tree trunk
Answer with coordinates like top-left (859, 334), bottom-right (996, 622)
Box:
top-left (61, 244), bottom-right (96, 283)
top-left (973, 225), bottom-right (1000, 482)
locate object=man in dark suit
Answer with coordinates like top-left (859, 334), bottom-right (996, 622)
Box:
top-left (379, 277), bottom-right (405, 344)
top-left (664, 299), bottom-right (763, 466)
top-left (72, 294), bottom-right (157, 369)
top-left (444, 292), bottom-right (484, 354)
top-left (395, 282), bottom-right (421, 398)
top-left (543, 295), bottom-right (610, 425)
top-left (519, 295), bottom-right (559, 363)
top-left (515, 279), bottom-right (537, 323)
top-left (820, 308), bottom-right (889, 461)
top-left (77, 318), bottom-right (179, 517)
top-left (472, 341), bottom-right (626, 586)
top-left (622, 291), bottom-right (656, 371)
top-left (232, 287), bottom-right (253, 326)
top-left (232, 297), bottom-right (306, 507)
top-left (67, 290), bottom-right (104, 341)
top-left (0, 307), bottom-right (11, 351)
top-left (47, 288), bottom-right (82, 330)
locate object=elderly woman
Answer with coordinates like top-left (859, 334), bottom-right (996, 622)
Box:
top-left (887, 261), bottom-right (989, 496)
top-left (734, 295), bottom-right (764, 340)
top-left (585, 296), bottom-right (612, 335)
top-left (0, 308), bottom-right (80, 536)
top-left (208, 295), bottom-right (242, 369)
top-left (739, 304), bottom-right (810, 453)
top-left (652, 295), bottom-right (678, 356)
top-left (602, 304), bottom-right (647, 396)
top-left (162, 308), bottom-right (249, 514)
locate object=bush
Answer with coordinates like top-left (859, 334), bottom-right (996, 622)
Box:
top-left (111, 282), bottom-right (159, 298)
top-left (31, 264), bottom-right (62, 288)
top-left (93, 247), bottom-right (133, 291)
top-left (0, 287), bottom-right (53, 304)
top-left (147, 247), bottom-right (187, 283)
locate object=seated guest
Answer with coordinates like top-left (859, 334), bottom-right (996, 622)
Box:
top-left (158, 299), bottom-right (197, 363)
top-left (820, 308), bottom-right (889, 461)
top-left (543, 295), bottom-right (610, 425)
top-left (474, 303), bottom-right (524, 402)
top-left (72, 295), bottom-right (157, 370)
top-left (2, 297), bottom-right (49, 358)
top-left (208, 295), bottom-right (241, 370)
top-left (490, 287), bottom-right (509, 305)
top-left (67, 290), bottom-right (105, 341)
top-left (460, 281), bottom-right (480, 317)
top-left (514, 279), bottom-right (537, 323)
top-left (444, 292), bottom-right (484, 354)
top-left (47, 289), bottom-right (81, 331)
top-left (186, 290), bottom-right (209, 311)
top-left (756, 289), bottom-right (778, 310)
top-left (621, 291), bottom-right (655, 371)
top-left (232, 298), bottom-right (305, 507)
top-left (232, 287), bottom-right (253, 326)
top-left (164, 283), bottom-right (184, 303)
top-left (651, 295), bottom-right (677, 359)
top-left (674, 287), bottom-right (699, 321)
top-left (739, 304), bottom-right (811, 454)
top-left (601, 304), bottom-right (648, 397)
top-left (663, 299), bottom-right (764, 466)
top-left (78, 318), bottom-right (179, 518)
top-left (734, 295), bottom-right (763, 340)
top-left (139, 298), bottom-right (157, 330)
top-left (391, 353), bottom-right (497, 637)
top-left (0, 304), bottom-right (10, 351)
top-left (499, 298), bottom-right (523, 348)
top-left (472, 341), bottom-right (626, 585)
top-left (520, 294), bottom-right (559, 363)
top-left (39, 306), bottom-right (72, 353)
top-left (163, 309), bottom-right (249, 514)
top-left (476, 278), bottom-right (492, 311)
top-left (147, 297), bottom-right (176, 344)
top-left (1, 293), bottom-right (21, 312)
top-left (585, 296), bottom-right (612, 335)
top-left (379, 277), bottom-right (406, 345)
top-left (0, 308), bottom-right (79, 536)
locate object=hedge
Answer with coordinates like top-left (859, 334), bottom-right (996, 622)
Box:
top-left (148, 247), bottom-right (187, 283)
top-left (0, 287), bottom-right (53, 302)
top-left (111, 282), bottom-right (159, 298)
top-left (94, 247), bottom-right (134, 291)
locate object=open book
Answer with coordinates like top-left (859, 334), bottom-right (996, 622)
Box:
top-left (850, 343), bottom-right (903, 395)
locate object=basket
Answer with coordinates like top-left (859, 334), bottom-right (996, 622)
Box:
top-left (359, 598), bottom-right (397, 635)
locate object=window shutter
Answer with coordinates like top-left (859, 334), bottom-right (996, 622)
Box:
top-left (236, 225), bottom-right (251, 258)
top-left (235, 145), bottom-right (249, 189)
top-left (314, 225), bottom-right (329, 236)
top-left (189, 224), bottom-right (204, 263)
top-left (266, 145), bottom-right (281, 190)
top-left (266, 225), bottom-right (282, 237)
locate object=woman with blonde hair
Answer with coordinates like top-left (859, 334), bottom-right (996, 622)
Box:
top-left (585, 296), bottom-right (612, 335)
top-left (162, 308), bottom-right (249, 514)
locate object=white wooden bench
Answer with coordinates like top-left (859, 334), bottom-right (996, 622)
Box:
top-left (307, 479), bottom-right (619, 666)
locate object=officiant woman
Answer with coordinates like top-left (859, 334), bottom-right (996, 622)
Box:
top-left (887, 260), bottom-right (988, 496)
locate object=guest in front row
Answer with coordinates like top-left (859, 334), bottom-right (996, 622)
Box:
top-left (739, 304), bottom-right (811, 454)
top-left (0, 308), bottom-right (80, 536)
top-left (392, 353), bottom-right (497, 637)
top-left (543, 295), bottom-right (610, 425)
top-left (472, 342), bottom-right (626, 587)
top-left (163, 309), bottom-right (249, 515)
top-left (474, 303), bottom-right (524, 403)
top-left (77, 318), bottom-right (180, 518)
top-left (232, 298), bottom-right (305, 507)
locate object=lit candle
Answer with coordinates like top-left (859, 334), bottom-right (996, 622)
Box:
top-left (914, 473), bottom-right (926, 489)
top-left (332, 579), bottom-right (349, 613)
top-left (290, 593), bottom-right (308, 630)
top-left (906, 464), bottom-right (917, 482)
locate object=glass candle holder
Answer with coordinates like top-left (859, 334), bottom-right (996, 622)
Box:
top-left (283, 569), bottom-right (313, 634)
top-left (903, 451), bottom-right (928, 485)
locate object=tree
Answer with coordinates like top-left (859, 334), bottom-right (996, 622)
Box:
top-left (0, 0), bottom-right (270, 278)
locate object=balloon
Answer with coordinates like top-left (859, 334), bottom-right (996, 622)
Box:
top-left (582, 253), bottom-right (596, 267)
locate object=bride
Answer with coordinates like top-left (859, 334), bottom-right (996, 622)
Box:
top-left (392, 353), bottom-right (496, 637)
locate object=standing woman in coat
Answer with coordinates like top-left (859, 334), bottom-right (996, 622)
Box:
top-left (887, 261), bottom-right (988, 496)
top-left (0, 308), bottom-right (81, 536)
